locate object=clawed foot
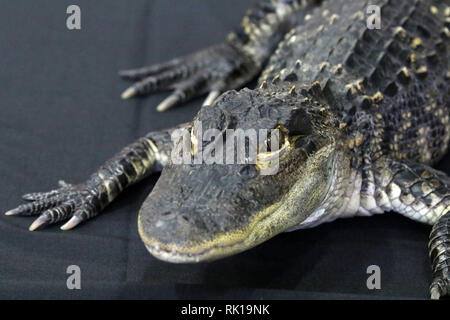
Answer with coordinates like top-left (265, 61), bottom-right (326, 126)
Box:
top-left (5, 180), bottom-right (100, 231)
top-left (119, 42), bottom-right (257, 111)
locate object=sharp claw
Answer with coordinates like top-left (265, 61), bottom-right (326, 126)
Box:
top-left (430, 287), bottom-right (441, 300)
top-left (156, 94), bottom-right (180, 112)
top-left (202, 90), bottom-right (220, 106)
top-left (121, 87), bottom-right (137, 100)
top-left (60, 216), bottom-right (82, 231)
top-left (5, 208), bottom-right (20, 216)
top-left (29, 215), bottom-right (51, 231)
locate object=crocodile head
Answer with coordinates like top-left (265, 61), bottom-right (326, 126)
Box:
top-left (138, 87), bottom-right (348, 263)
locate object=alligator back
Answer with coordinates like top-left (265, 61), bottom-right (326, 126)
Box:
top-left (259, 0), bottom-right (450, 165)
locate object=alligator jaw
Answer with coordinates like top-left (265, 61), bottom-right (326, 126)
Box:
top-left (138, 198), bottom-right (285, 263)
top-left (143, 241), bottom-right (246, 263)
top-left (144, 243), bottom-right (206, 263)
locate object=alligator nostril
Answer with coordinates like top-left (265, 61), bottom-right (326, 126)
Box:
top-left (239, 165), bottom-right (257, 178)
top-left (181, 215), bottom-right (190, 222)
top-left (159, 211), bottom-right (177, 221)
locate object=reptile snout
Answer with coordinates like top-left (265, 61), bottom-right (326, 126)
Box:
top-left (138, 194), bottom-right (212, 262)
top-left (137, 167), bottom-right (248, 263)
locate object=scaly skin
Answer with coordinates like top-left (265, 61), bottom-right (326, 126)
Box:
top-left (6, 0), bottom-right (450, 298)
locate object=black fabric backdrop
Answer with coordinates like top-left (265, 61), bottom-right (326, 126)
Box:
top-left (0, 0), bottom-right (448, 299)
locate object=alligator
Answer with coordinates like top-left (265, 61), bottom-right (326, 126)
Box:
top-left (5, 0), bottom-right (450, 298)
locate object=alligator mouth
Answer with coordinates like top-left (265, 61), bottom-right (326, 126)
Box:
top-left (138, 199), bottom-right (286, 263)
top-left (144, 242), bottom-right (240, 263)
top-left (139, 218), bottom-right (271, 264)
top-left (145, 244), bottom-right (201, 263)
top-left (144, 244), bottom-right (204, 263)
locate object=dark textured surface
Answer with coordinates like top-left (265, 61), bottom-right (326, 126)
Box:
top-left (0, 0), bottom-right (449, 299)
top-left (261, 0), bottom-right (449, 165)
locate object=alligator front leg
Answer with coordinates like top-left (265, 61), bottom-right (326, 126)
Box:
top-left (368, 157), bottom-right (450, 299)
top-left (4, 125), bottom-right (184, 231)
top-left (119, 0), bottom-right (321, 111)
